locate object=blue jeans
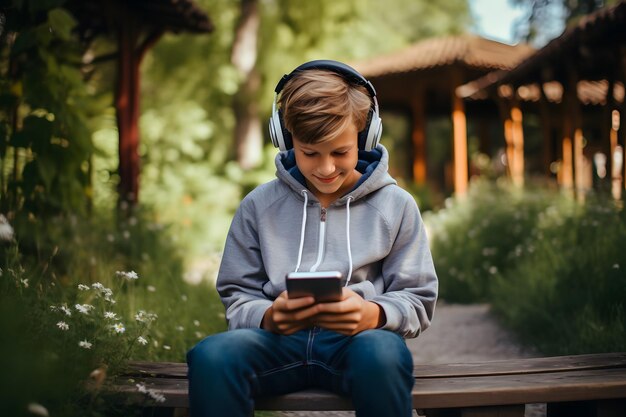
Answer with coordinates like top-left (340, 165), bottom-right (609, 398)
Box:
top-left (186, 327), bottom-right (414, 417)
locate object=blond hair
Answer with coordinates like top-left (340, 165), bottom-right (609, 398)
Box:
top-left (279, 70), bottom-right (372, 144)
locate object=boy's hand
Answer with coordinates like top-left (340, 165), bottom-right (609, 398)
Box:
top-left (312, 288), bottom-right (386, 335)
top-left (262, 291), bottom-right (319, 335)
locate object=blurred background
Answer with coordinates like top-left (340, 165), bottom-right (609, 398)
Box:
top-left (1, 1), bottom-right (625, 416)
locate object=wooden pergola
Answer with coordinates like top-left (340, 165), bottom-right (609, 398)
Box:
top-left (69, 0), bottom-right (213, 206)
top-left (458, 1), bottom-right (626, 196)
top-left (353, 35), bottom-right (534, 195)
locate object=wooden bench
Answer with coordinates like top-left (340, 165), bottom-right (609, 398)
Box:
top-left (104, 352), bottom-right (626, 416)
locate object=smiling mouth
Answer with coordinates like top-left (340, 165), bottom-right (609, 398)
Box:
top-left (315, 175), bottom-right (339, 184)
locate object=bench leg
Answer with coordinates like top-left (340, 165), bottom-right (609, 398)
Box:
top-left (548, 400), bottom-right (626, 417)
top-left (420, 404), bottom-right (525, 417)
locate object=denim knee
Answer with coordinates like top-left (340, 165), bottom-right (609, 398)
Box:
top-left (348, 330), bottom-right (413, 382)
top-left (187, 329), bottom-right (262, 377)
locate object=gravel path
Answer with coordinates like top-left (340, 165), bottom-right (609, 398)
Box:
top-left (272, 302), bottom-right (544, 417)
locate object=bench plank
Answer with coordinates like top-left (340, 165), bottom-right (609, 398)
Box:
top-left (125, 352), bottom-right (626, 379)
top-left (106, 356), bottom-right (626, 411)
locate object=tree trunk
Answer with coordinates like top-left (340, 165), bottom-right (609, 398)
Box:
top-left (232, 0), bottom-right (262, 170)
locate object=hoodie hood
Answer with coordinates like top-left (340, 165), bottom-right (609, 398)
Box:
top-left (275, 144), bottom-right (396, 205)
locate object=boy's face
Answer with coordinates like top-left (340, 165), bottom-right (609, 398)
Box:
top-left (292, 122), bottom-right (361, 206)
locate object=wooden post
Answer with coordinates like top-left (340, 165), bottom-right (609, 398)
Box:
top-left (566, 69), bottom-right (585, 200)
top-left (510, 98), bottom-right (524, 187)
top-left (561, 121), bottom-right (574, 191)
top-left (115, 8), bottom-right (139, 206)
top-left (115, 5), bottom-right (162, 207)
top-left (451, 71), bottom-right (468, 196)
top-left (538, 82), bottom-right (554, 177)
top-left (411, 85), bottom-right (427, 184)
top-left (495, 86), bottom-right (515, 182)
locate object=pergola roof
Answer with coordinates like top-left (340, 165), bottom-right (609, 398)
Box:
top-left (353, 35), bottom-right (535, 78)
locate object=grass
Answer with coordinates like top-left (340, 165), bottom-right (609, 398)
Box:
top-left (424, 179), bottom-right (626, 354)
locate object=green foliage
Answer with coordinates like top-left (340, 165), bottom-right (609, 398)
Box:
top-left (426, 179), bottom-right (564, 302)
top-left (0, 0), bottom-right (102, 218)
top-left (425, 180), bottom-right (626, 353)
top-left (491, 197), bottom-right (626, 354)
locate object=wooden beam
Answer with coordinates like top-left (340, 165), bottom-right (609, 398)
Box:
top-left (410, 85), bottom-right (426, 184)
top-left (451, 71), bottom-right (468, 196)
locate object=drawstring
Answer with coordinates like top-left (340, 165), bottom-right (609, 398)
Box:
top-left (293, 191), bottom-right (354, 286)
top-left (345, 196), bottom-right (354, 286)
top-left (294, 190), bottom-right (308, 272)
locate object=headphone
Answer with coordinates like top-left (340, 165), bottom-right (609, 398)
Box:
top-left (268, 59), bottom-right (383, 152)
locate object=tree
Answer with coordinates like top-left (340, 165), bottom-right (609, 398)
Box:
top-left (232, 0), bottom-right (262, 169)
top-left (511, 0), bottom-right (621, 45)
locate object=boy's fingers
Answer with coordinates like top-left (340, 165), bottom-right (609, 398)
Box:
top-left (279, 295), bottom-right (315, 311)
top-left (313, 312), bottom-right (360, 323)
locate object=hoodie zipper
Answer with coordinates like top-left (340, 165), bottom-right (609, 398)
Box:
top-left (309, 207), bottom-right (327, 272)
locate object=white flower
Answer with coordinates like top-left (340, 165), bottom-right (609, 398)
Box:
top-left (75, 304), bottom-right (94, 314)
top-left (176, 325), bottom-right (184, 332)
top-left (137, 336), bottom-right (148, 345)
top-left (56, 321), bottom-right (69, 331)
top-left (122, 230), bottom-right (131, 239)
top-left (79, 340), bottom-right (92, 349)
top-left (135, 383), bottom-right (166, 403)
top-left (135, 310), bottom-right (157, 323)
top-left (92, 282), bottom-right (105, 290)
top-left (195, 331), bottom-right (203, 339)
top-left (613, 264), bottom-right (620, 269)
top-left (112, 323), bottom-right (126, 334)
top-left (21, 278), bottom-right (29, 288)
top-left (116, 270), bottom-right (139, 280)
top-left (147, 285), bottom-right (156, 292)
top-left (148, 390), bottom-right (166, 403)
top-left (0, 214), bottom-right (15, 242)
top-left (163, 345), bottom-right (171, 350)
top-left (104, 311), bottom-right (117, 319)
top-left (26, 403), bottom-right (49, 417)
top-left (60, 305), bottom-right (72, 316)
top-left (193, 320), bottom-right (200, 327)
top-left (106, 234), bottom-right (115, 242)
top-left (489, 266), bottom-right (498, 275)
top-left (77, 284), bottom-right (90, 291)
top-left (181, 294), bottom-right (188, 302)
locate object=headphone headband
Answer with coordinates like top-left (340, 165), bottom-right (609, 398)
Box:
top-left (269, 59), bottom-right (382, 152)
top-left (274, 60), bottom-right (377, 98)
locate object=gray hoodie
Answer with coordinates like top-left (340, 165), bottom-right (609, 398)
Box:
top-left (216, 145), bottom-right (438, 338)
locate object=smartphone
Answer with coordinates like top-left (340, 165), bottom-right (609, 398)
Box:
top-left (286, 271), bottom-right (343, 302)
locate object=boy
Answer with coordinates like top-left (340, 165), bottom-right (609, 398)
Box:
top-left (187, 60), bottom-right (438, 417)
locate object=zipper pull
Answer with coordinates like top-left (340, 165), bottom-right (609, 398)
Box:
top-left (320, 207), bottom-right (327, 222)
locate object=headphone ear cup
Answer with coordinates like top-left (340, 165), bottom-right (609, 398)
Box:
top-left (358, 108), bottom-right (383, 151)
top-left (278, 110), bottom-right (293, 150)
top-left (269, 108), bottom-right (293, 151)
